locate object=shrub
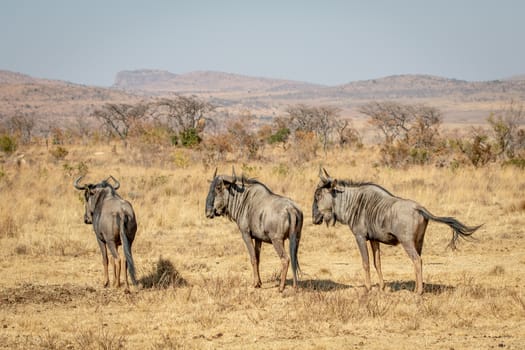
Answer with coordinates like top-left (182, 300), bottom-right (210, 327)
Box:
top-left (50, 146), bottom-right (68, 161)
top-left (268, 127), bottom-right (290, 145)
top-left (180, 128), bottom-right (202, 148)
top-left (0, 134), bottom-right (17, 154)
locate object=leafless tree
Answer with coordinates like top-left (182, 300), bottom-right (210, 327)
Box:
top-left (487, 100), bottom-right (525, 159)
top-left (408, 105), bottom-right (442, 148)
top-left (359, 101), bottom-right (413, 144)
top-left (92, 103), bottom-right (149, 146)
top-left (3, 112), bottom-right (35, 144)
top-left (335, 119), bottom-right (362, 148)
top-left (286, 104), bottom-right (341, 153)
top-left (154, 95), bottom-right (215, 136)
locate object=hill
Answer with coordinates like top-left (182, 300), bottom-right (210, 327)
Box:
top-left (1, 69), bottom-right (525, 128)
top-left (113, 69), bottom-right (325, 94)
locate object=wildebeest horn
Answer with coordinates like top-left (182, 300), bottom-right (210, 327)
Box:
top-left (108, 175), bottom-right (120, 190)
top-left (74, 176), bottom-right (87, 190)
top-left (319, 167), bottom-right (329, 183)
top-left (212, 167), bottom-right (217, 179)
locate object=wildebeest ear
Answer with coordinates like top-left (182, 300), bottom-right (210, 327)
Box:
top-left (331, 179), bottom-right (344, 192)
top-left (212, 167), bottom-right (217, 179)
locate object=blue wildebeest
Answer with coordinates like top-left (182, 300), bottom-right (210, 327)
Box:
top-left (74, 176), bottom-right (138, 290)
top-left (205, 168), bottom-right (303, 292)
top-left (312, 168), bottom-right (481, 294)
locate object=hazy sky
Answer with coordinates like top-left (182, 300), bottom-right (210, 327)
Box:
top-left (1, 0), bottom-right (523, 87)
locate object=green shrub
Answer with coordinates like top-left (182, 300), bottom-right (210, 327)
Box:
top-left (502, 158), bottom-right (525, 169)
top-left (180, 128), bottom-right (201, 148)
top-left (268, 127), bottom-right (290, 144)
top-left (0, 135), bottom-right (17, 154)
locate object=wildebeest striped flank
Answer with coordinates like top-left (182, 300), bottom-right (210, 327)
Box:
top-left (206, 168), bottom-right (303, 292)
top-left (312, 168), bottom-right (481, 294)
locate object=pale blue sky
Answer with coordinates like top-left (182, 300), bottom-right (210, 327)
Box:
top-left (1, 0), bottom-right (523, 86)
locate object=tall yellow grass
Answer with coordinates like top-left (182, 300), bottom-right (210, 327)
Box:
top-left (0, 143), bottom-right (524, 349)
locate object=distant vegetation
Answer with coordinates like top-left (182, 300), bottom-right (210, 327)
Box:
top-left (1, 90), bottom-right (524, 169)
top-left (1, 69), bottom-right (524, 169)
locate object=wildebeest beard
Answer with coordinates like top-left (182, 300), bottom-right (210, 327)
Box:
top-left (205, 177), bottom-right (218, 218)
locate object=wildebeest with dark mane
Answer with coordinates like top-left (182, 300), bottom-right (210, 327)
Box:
top-left (312, 168), bottom-right (481, 294)
top-left (206, 168), bottom-right (303, 292)
top-left (74, 176), bottom-right (138, 290)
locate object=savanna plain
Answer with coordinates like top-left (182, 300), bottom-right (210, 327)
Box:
top-left (1, 144), bottom-right (524, 350)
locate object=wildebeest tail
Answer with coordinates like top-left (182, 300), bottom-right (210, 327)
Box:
top-left (417, 207), bottom-right (481, 249)
top-left (288, 207), bottom-right (302, 282)
top-left (119, 212), bottom-right (138, 286)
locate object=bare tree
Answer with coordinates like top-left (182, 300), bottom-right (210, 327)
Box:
top-left (488, 100), bottom-right (525, 159)
top-left (408, 105), bottom-right (442, 148)
top-left (92, 103), bottom-right (148, 146)
top-left (3, 112), bottom-right (35, 144)
top-left (335, 119), bottom-right (362, 148)
top-left (359, 101), bottom-right (413, 144)
top-left (286, 104), bottom-right (341, 153)
top-left (154, 95), bottom-right (215, 140)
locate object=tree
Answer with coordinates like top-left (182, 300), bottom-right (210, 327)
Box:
top-left (154, 95), bottom-right (215, 146)
top-left (286, 104), bottom-right (341, 154)
top-left (3, 112), bottom-right (35, 144)
top-left (360, 101), bottom-right (443, 167)
top-left (226, 113), bottom-right (261, 160)
top-left (359, 101), bottom-right (413, 144)
top-left (335, 119), bottom-right (362, 148)
top-left (487, 100), bottom-right (524, 160)
top-left (92, 102), bottom-right (149, 146)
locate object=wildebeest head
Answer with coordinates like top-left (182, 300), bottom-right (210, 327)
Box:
top-left (312, 168), bottom-right (340, 226)
top-left (205, 168), bottom-right (237, 219)
top-left (74, 176), bottom-right (120, 224)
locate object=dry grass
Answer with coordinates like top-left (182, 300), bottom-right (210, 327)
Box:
top-left (1, 142), bottom-right (524, 349)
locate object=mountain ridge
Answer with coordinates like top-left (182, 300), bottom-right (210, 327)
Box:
top-left (1, 69), bottom-right (524, 126)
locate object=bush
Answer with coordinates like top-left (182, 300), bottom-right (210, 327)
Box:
top-left (502, 158), bottom-right (525, 169)
top-left (0, 135), bottom-right (17, 154)
top-left (180, 128), bottom-right (202, 148)
top-left (50, 146), bottom-right (68, 161)
top-left (268, 127), bottom-right (290, 145)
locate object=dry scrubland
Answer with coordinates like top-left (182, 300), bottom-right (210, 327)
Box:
top-left (1, 143), bottom-right (524, 349)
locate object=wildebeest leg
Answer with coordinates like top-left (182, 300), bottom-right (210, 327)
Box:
top-left (97, 240), bottom-right (110, 288)
top-left (241, 233), bottom-right (261, 288)
top-left (401, 242), bottom-right (423, 294)
top-left (121, 251), bottom-right (129, 290)
top-left (271, 239), bottom-right (289, 292)
top-left (107, 241), bottom-right (122, 288)
top-left (354, 235), bottom-right (371, 291)
top-left (370, 240), bottom-right (384, 290)
top-left (254, 239), bottom-right (263, 288)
